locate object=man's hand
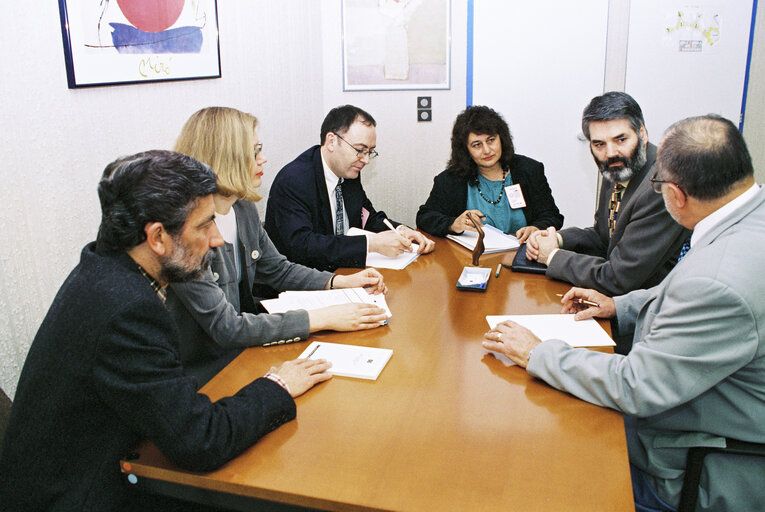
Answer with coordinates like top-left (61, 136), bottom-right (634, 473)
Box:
top-left (399, 226), bottom-right (435, 254)
top-left (515, 225), bottom-right (539, 244)
top-left (268, 358), bottom-right (332, 398)
top-left (308, 303), bottom-right (388, 332)
top-left (331, 269), bottom-right (388, 295)
top-left (526, 227), bottom-right (559, 263)
top-left (560, 287), bottom-right (616, 320)
top-left (449, 209), bottom-right (486, 234)
top-left (369, 230), bottom-right (411, 256)
top-left (482, 320), bottom-right (542, 368)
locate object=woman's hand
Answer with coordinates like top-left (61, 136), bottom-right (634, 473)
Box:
top-left (308, 303), bottom-right (388, 332)
top-left (515, 225), bottom-right (539, 244)
top-left (450, 210), bottom-right (486, 233)
top-left (331, 269), bottom-right (387, 295)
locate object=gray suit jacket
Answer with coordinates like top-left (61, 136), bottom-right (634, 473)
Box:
top-left (529, 185), bottom-right (765, 511)
top-left (547, 144), bottom-right (690, 295)
top-left (167, 200), bottom-right (332, 385)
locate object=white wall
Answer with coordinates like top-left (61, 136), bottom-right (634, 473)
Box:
top-left (0, 1), bottom-right (325, 397)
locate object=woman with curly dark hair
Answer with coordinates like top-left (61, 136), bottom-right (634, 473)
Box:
top-left (416, 106), bottom-right (563, 242)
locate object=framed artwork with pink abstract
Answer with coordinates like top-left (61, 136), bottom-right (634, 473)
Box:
top-left (58, 0), bottom-right (221, 88)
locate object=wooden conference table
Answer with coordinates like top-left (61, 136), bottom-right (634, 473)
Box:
top-left (122, 239), bottom-right (633, 511)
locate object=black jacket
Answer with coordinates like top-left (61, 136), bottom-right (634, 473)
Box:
top-left (0, 243), bottom-right (295, 511)
top-left (416, 154), bottom-right (563, 236)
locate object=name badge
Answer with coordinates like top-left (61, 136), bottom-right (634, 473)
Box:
top-left (505, 184), bottom-right (526, 209)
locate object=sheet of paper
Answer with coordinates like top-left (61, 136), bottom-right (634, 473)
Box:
top-left (298, 341), bottom-right (393, 380)
top-left (347, 227), bottom-right (420, 269)
top-left (261, 288), bottom-right (391, 319)
top-left (486, 314), bottom-right (615, 347)
top-left (447, 224), bottom-right (520, 253)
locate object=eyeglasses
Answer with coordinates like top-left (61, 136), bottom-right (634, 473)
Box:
top-left (334, 133), bottom-right (379, 160)
top-left (254, 143), bottom-right (263, 159)
top-left (649, 172), bottom-right (682, 194)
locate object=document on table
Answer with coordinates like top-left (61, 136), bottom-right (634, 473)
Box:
top-left (347, 227), bottom-right (420, 269)
top-left (298, 341), bottom-right (393, 380)
top-left (261, 287), bottom-right (392, 321)
top-left (447, 224), bottom-right (520, 253)
top-left (486, 314), bottom-right (615, 347)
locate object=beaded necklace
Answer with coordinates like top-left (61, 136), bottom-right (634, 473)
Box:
top-left (476, 168), bottom-right (509, 205)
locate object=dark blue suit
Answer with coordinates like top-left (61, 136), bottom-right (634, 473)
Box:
top-left (265, 145), bottom-right (395, 271)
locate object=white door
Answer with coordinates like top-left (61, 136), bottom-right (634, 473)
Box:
top-left (471, 0), bottom-right (610, 227)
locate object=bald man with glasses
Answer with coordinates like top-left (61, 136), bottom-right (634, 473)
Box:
top-left (265, 104), bottom-right (434, 271)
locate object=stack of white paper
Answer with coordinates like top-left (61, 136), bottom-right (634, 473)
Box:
top-left (298, 341), bottom-right (393, 380)
top-left (447, 224), bottom-right (520, 253)
top-left (347, 227), bottom-right (420, 270)
top-left (261, 287), bottom-right (392, 320)
top-left (486, 314), bottom-right (615, 347)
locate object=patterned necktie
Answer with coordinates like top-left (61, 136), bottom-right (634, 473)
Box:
top-left (334, 179), bottom-right (344, 235)
top-left (608, 183), bottom-right (625, 238)
top-left (677, 236), bottom-right (692, 262)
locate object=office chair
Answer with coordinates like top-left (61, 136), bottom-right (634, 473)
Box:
top-left (678, 437), bottom-right (765, 512)
top-left (0, 387), bottom-right (11, 455)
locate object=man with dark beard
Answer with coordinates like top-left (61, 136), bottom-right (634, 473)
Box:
top-left (526, 92), bottom-right (689, 303)
top-left (0, 151), bottom-right (332, 511)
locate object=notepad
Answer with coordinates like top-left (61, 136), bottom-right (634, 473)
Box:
top-left (347, 227), bottom-right (420, 269)
top-left (447, 224), bottom-right (520, 253)
top-left (298, 341), bottom-right (393, 380)
top-left (486, 314), bottom-right (615, 347)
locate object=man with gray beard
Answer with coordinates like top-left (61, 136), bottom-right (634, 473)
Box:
top-left (527, 92), bottom-right (688, 310)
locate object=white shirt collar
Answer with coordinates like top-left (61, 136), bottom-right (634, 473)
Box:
top-left (322, 153), bottom-right (341, 190)
top-left (691, 183), bottom-right (760, 247)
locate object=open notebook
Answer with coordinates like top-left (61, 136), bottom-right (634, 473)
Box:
top-left (447, 224), bottom-right (519, 253)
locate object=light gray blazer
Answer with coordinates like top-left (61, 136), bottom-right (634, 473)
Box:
top-left (529, 185), bottom-right (765, 511)
top-left (547, 144), bottom-right (690, 295)
top-left (167, 200), bottom-right (332, 385)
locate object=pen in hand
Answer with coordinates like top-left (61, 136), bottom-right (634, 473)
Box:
top-left (556, 293), bottom-right (599, 308)
top-left (383, 218), bottom-right (412, 251)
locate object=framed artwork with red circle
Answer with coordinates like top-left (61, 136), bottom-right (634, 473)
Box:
top-left (58, 0), bottom-right (220, 88)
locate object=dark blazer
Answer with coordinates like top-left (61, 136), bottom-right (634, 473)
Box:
top-left (415, 154), bottom-right (564, 237)
top-left (265, 145), bottom-right (395, 271)
top-left (548, 143), bottom-right (690, 295)
top-left (0, 244), bottom-right (295, 511)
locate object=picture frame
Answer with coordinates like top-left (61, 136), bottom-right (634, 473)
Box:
top-left (342, 0), bottom-right (451, 91)
top-left (57, 0), bottom-right (221, 88)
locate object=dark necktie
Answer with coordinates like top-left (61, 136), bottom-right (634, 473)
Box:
top-left (608, 183), bottom-right (625, 238)
top-left (677, 236), bottom-right (692, 262)
top-left (334, 179), bottom-right (344, 235)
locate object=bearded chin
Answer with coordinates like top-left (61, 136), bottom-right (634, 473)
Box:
top-left (160, 250), bottom-right (213, 284)
top-left (597, 138), bottom-right (647, 183)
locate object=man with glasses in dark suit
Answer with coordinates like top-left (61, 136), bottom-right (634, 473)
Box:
top-left (265, 104), bottom-right (434, 272)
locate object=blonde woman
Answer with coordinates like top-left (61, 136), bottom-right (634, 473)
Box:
top-left (168, 107), bottom-right (388, 385)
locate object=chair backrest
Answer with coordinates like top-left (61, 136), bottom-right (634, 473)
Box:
top-left (0, 387), bottom-right (12, 454)
top-left (679, 439), bottom-right (765, 512)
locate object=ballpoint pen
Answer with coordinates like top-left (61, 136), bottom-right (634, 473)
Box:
top-left (556, 293), bottom-right (599, 308)
top-left (495, 263), bottom-right (502, 278)
top-left (383, 218), bottom-right (412, 249)
top-left (306, 344), bottom-right (320, 359)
